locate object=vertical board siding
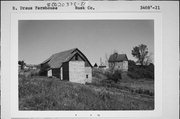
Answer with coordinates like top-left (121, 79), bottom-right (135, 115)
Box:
top-left (85, 67), bottom-right (92, 83)
top-left (71, 54), bottom-right (83, 61)
top-left (70, 53), bottom-right (91, 67)
top-left (69, 61), bottom-right (85, 84)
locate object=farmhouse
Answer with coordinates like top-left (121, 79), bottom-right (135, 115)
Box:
top-left (40, 48), bottom-right (92, 84)
top-left (108, 53), bottom-right (128, 71)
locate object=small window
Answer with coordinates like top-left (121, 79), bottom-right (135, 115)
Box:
top-left (86, 75), bottom-right (88, 78)
top-left (75, 55), bottom-right (78, 60)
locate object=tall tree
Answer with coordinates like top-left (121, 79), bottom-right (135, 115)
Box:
top-left (132, 44), bottom-right (148, 66)
top-left (144, 52), bottom-right (153, 65)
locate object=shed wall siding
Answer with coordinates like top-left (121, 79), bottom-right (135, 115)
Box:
top-left (70, 53), bottom-right (91, 67)
top-left (85, 67), bottom-right (92, 83)
top-left (69, 61), bottom-right (85, 84)
top-left (71, 55), bottom-right (83, 61)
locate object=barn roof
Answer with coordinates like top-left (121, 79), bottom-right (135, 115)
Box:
top-left (108, 53), bottom-right (128, 62)
top-left (41, 48), bottom-right (92, 68)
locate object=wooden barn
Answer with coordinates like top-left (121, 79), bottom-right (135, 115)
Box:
top-left (40, 48), bottom-right (92, 84)
top-left (108, 53), bottom-right (128, 71)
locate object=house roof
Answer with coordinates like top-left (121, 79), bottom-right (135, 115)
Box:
top-left (41, 48), bottom-right (92, 68)
top-left (108, 53), bottom-right (128, 62)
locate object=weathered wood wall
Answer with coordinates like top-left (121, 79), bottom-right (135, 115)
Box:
top-left (69, 61), bottom-right (85, 84)
top-left (85, 67), bottom-right (92, 83)
top-left (71, 53), bottom-right (91, 67)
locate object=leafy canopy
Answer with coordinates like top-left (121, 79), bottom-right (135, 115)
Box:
top-left (132, 44), bottom-right (148, 66)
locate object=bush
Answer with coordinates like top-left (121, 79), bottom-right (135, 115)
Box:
top-left (39, 64), bottom-right (50, 76)
top-left (128, 63), bottom-right (154, 79)
top-left (19, 69), bottom-right (41, 79)
top-left (92, 68), bottom-right (107, 80)
top-left (39, 70), bottom-right (47, 76)
top-left (105, 70), bottom-right (122, 83)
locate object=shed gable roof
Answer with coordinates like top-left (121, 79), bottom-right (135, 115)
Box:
top-left (108, 53), bottom-right (128, 62)
top-left (41, 48), bottom-right (92, 68)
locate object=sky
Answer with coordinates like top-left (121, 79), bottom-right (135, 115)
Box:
top-left (19, 20), bottom-right (154, 65)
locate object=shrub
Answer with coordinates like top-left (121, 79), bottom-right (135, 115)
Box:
top-left (39, 70), bottom-right (47, 76)
top-left (128, 60), bottom-right (136, 71)
top-left (39, 64), bottom-right (50, 76)
top-left (30, 69), bottom-right (40, 77)
top-left (105, 70), bottom-right (122, 83)
top-left (128, 63), bottom-right (154, 79)
top-left (92, 68), bottom-right (104, 78)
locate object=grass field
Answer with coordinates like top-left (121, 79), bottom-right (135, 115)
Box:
top-left (19, 74), bottom-right (154, 110)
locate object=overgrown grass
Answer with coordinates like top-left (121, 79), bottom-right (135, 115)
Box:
top-left (91, 68), bottom-right (154, 96)
top-left (19, 76), bottom-right (154, 110)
